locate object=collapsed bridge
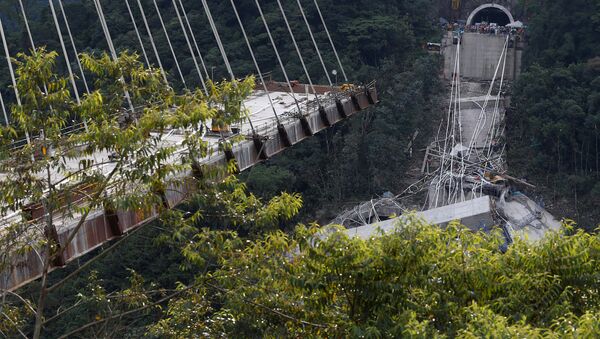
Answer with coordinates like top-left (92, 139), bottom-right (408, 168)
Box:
top-left (331, 5), bottom-right (561, 245)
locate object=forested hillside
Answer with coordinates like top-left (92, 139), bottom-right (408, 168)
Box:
top-left (508, 0), bottom-right (600, 228)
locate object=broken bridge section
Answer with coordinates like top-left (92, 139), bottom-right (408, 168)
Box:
top-left (0, 83), bottom-right (378, 292)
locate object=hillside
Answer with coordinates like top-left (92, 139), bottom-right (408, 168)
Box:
top-left (507, 0), bottom-right (600, 228)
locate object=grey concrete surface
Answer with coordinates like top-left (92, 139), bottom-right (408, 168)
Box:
top-left (442, 32), bottom-right (523, 81)
top-left (341, 196), bottom-right (494, 240)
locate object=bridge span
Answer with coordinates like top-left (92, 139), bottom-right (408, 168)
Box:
top-left (0, 82), bottom-right (378, 291)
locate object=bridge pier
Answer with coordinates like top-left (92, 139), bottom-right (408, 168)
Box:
top-left (277, 124), bottom-right (292, 148)
top-left (299, 115), bottom-right (313, 136)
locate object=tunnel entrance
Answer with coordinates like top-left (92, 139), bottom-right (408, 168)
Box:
top-left (466, 4), bottom-right (514, 26)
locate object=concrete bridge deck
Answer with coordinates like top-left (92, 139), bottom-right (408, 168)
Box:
top-left (0, 83), bottom-right (378, 291)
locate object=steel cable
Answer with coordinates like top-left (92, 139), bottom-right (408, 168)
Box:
top-left (0, 18), bottom-right (31, 144)
top-left (276, 0), bottom-right (320, 106)
top-left (58, 0), bottom-right (91, 94)
top-left (93, 0), bottom-right (136, 114)
top-left (312, 0), bottom-right (347, 82)
top-left (135, 0), bottom-right (168, 84)
top-left (152, 0), bottom-right (186, 87)
top-left (171, 0), bottom-right (208, 94)
top-left (124, 0), bottom-right (151, 67)
top-left (296, 0), bottom-right (332, 87)
top-left (254, 0), bottom-right (304, 116)
top-left (230, 0), bottom-right (282, 125)
top-left (177, 0), bottom-right (210, 80)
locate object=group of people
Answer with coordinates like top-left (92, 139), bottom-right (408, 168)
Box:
top-left (445, 21), bottom-right (526, 40)
top-left (464, 23), bottom-right (523, 36)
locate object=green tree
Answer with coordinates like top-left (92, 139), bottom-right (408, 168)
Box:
top-left (149, 219), bottom-right (600, 338)
top-left (0, 48), bottom-right (301, 338)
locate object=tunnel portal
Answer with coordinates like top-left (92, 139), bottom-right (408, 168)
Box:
top-left (466, 4), bottom-right (514, 26)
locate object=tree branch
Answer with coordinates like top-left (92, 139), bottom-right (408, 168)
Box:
top-left (204, 281), bottom-right (329, 329)
top-left (57, 283), bottom-right (196, 339)
top-left (1, 311), bottom-right (28, 339)
top-left (55, 162), bottom-right (121, 261)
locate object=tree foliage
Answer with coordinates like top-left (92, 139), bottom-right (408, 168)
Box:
top-left (149, 219), bottom-right (600, 338)
top-left (0, 47), bottom-right (304, 338)
top-left (508, 0), bottom-right (600, 227)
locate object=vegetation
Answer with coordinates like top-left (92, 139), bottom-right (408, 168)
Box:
top-left (10, 212), bottom-right (600, 337)
top-left (0, 48), bottom-right (302, 337)
top-left (147, 219), bottom-right (600, 338)
top-left (508, 0), bottom-right (600, 228)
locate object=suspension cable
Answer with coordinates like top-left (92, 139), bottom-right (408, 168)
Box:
top-left (276, 0), bottom-right (320, 106)
top-left (152, 0), bottom-right (186, 87)
top-left (434, 34), bottom-right (460, 208)
top-left (313, 0), bottom-right (347, 82)
top-left (0, 91), bottom-right (8, 126)
top-left (18, 0), bottom-right (55, 112)
top-left (93, 0), bottom-right (135, 113)
top-left (124, 0), bottom-right (150, 67)
top-left (200, 0), bottom-right (234, 81)
top-left (17, 0), bottom-right (36, 51)
top-left (486, 37), bottom-right (508, 159)
top-left (92, 0), bottom-right (113, 64)
top-left (296, 0), bottom-right (332, 87)
top-left (254, 0), bottom-right (303, 115)
top-left (177, 0), bottom-right (209, 80)
top-left (230, 0), bottom-right (281, 125)
top-left (135, 0), bottom-right (168, 84)
top-left (171, 0), bottom-right (207, 94)
top-left (48, 0), bottom-right (81, 105)
top-left (201, 0), bottom-right (258, 135)
top-left (16, 0), bottom-right (72, 145)
top-left (58, 0), bottom-right (90, 94)
top-left (0, 18), bottom-right (31, 144)
top-left (456, 36), bottom-right (464, 202)
top-left (48, 0), bottom-right (93, 134)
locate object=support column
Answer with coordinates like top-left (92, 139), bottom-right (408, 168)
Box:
top-left (252, 135), bottom-right (268, 160)
top-left (299, 115), bottom-right (313, 136)
top-left (318, 106), bottom-right (331, 127)
top-left (335, 99), bottom-right (347, 119)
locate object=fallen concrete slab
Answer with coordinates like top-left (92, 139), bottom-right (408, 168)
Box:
top-left (343, 196), bottom-right (494, 240)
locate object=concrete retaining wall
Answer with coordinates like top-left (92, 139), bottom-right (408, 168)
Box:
top-left (442, 32), bottom-right (524, 81)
